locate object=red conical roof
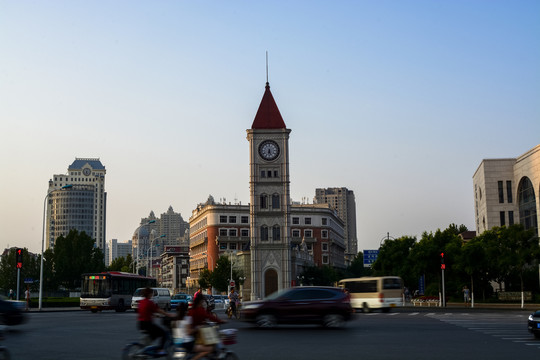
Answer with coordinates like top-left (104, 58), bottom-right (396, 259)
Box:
top-left (251, 82), bottom-right (286, 129)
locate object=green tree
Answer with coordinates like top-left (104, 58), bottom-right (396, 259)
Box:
top-left (108, 254), bottom-right (134, 272)
top-left (372, 236), bottom-right (416, 287)
top-left (198, 269), bottom-right (212, 290)
top-left (344, 252), bottom-right (372, 278)
top-left (0, 248), bottom-right (40, 296)
top-left (53, 229), bottom-right (105, 289)
top-left (299, 265), bottom-right (340, 286)
top-left (209, 256), bottom-right (244, 293)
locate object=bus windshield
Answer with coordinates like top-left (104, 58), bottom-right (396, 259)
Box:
top-left (81, 276), bottom-right (111, 298)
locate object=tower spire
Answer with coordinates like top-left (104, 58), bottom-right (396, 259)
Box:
top-left (266, 51), bottom-right (269, 88)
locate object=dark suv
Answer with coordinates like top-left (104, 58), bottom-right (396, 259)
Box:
top-left (241, 286), bottom-right (352, 328)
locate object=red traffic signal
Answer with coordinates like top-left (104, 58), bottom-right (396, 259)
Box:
top-left (16, 248), bottom-right (23, 269)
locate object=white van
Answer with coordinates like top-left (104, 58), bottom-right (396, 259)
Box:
top-left (131, 287), bottom-right (171, 311)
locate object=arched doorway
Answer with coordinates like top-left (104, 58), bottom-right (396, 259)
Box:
top-left (264, 269), bottom-right (278, 297)
top-left (518, 176), bottom-right (538, 232)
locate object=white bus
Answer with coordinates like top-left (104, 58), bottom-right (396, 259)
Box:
top-left (338, 276), bottom-right (403, 313)
top-left (80, 272), bottom-right (156, 312)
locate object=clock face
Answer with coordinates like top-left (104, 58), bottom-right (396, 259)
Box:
top-left (259, 140), bottom-right (280, 161)
top-left (82, 168), bottom-right (91, 176)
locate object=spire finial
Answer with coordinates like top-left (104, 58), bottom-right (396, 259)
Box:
top-left (265, 51), bottom-right (269, 87)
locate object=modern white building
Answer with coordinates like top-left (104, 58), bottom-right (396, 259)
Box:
top-left (46, 158), bottom-right (107, 249)
top-left (473, 144), bottom-right (540, 236)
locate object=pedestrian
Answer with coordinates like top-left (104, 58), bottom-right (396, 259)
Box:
top-left (462, 286), bottom-right (470, 306)
top-left (25, 285), bottom-right (31, 311)
top-left (8, 289), bottom-right (14, 300)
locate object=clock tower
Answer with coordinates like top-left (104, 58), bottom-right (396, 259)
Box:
top-left (247, 81), bottom-right (291, 300)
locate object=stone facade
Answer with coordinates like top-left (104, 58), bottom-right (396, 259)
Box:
top-left (473, 144), bottom-right (540, 236)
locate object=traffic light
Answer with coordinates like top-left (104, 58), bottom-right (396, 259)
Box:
top-left (15, 248), bottom-right (23, 269)
top-left (440, 252), bottom-right (445, 270)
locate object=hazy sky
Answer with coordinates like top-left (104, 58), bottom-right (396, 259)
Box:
top-left (1, 1), bottom-right (539, 255)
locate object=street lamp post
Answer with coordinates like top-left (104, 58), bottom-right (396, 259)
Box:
top-left (147, 234), bottom-right (165, 277)
top-left (39, 184), bottom-right (72, 311)
top-left (134, 220), bottom-right (156, 274)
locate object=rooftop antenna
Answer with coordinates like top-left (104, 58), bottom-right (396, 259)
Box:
top-left (266, 51), bottom-right (269, 85)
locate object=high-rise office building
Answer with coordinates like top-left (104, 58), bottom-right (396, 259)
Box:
top-left (473, 144), bottom-right (539, 236)
top-left (106, 238), bottom-right (132, 266)
top-left (46, 158), bottom-right (106, 249)
top-left (314, 187), bottom-right (358, 261)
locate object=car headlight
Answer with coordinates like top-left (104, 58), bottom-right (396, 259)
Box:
top-left (243, 303), bottom-right (263, 310)
top-left (529, 314), bottom-right (534, 321)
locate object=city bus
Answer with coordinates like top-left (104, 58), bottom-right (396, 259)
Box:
top-left (338, 276), bottom-right (403, 313)
top-left (80, 271), bottom-right (156, 312)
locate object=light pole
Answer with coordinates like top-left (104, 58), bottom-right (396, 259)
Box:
top-left (147, 234), bottom-right (165, 277)
top-left (134, 220), bottom-right (156, 274)
top-left (39, 184), bottom-right (72, 311)
top-left (228, 250), bottom-right (237, 292)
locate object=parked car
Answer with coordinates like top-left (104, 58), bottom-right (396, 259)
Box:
top-left (131, 288), bottom-right (171, 311)
top-left (241, 286), bottom-right (352, 328)
top-left (527, 310), bottom-right (540, 338)
top-left (0, 298), bottom-right (27, 326)
top-left (170, 293), bottom-right (192, 310)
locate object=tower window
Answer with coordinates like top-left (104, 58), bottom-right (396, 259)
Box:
top-left (260, 194), bottom-right (268, 209)
top-left (272, 225), bottom-right (281, 240)
top-left (272, 194), bottom-right (280, 209)
top-left (261, 226), bottom-right (268, 241)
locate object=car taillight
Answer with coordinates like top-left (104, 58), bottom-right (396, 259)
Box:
top-left (379, 292), bottom-right (384, 303)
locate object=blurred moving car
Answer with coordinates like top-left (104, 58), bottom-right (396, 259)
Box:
top-left (131, 287), bottom-right (171, 311)
top-left (527, 310), bottom-right (540, 338)
top-left (0, 298), bottom-right (27, 326)
top-left (170, 293), bottom-right (191, 310)
top-left (241, 286), bottom-right (352, 328)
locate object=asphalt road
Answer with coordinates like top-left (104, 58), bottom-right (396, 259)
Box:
top-left (4, 308), bottom-right (540, 359)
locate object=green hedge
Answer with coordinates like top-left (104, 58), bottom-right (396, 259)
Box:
top-left (29, 297), bottom-right (80, 308)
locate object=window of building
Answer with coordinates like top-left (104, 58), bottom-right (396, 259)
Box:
top-left (305, 229), bottom-right (312, 238)
top-left (322, 230), bottom-right (328, 238)
top-left (322, 255), bottom-right (329, 264)
top-left (272, 194), bottom-right (280, 209)
top-left (509, 211), bottom-right (514, 226)
top-left (219, 216), bottom-right (227, 223)
top-left (220, 243), bottom-right (228, 250)
top-left (273, 170), bottom-right (278, 177)
top-left (267, 170), bottom-right (272, 178)
top-left (241, 216), bottom-right (249, 224)
top-left (229, 216), bottom-right (237, 223)
top-left (322, 218), bottom-right (327, 225)
top-left (261, 170), bottom-right (266, 178)
top-left (322, 243), bottom-right (328, 251)
top-left (292, 217), bottom-right (299, 225)
top-left (261, 226), bottom-right (268, 241)
top-left (260, 194), bottom-right (268, 209)
top-left (272, 225), bottom-right (280, 240)
top-left (229, 229), bottom-right (237, 237)
top-left (230, 243), bottom-right (237, 250)
top-left (305, 217), bottom-right (312, 225)
top-left (506, 181), bottom-right (513, 203)
top-left (498, 181), bottom-right (504, 203)
top-left (500, 211), bottom-right (505, 226)
top-left (219, 229), bottom-right (228, 236)
top-left (292, 229), bottom-right (300, 238)
top-left (241, 229), bottom-right (249, 237)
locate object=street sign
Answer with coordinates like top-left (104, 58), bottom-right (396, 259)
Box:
top-left (363, 250), bottom-right (379, 267)
top-left (230, 281), bottom-right (235, 287)
top-left (24, 278), bottom-right (33, 284)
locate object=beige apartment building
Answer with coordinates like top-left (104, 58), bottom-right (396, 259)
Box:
top-left (314, 187), bottom-right (358, 263)
top-left (473, 144), bottom-right (539, 236)
top-left (46, 158), bottom-right (107, 249)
